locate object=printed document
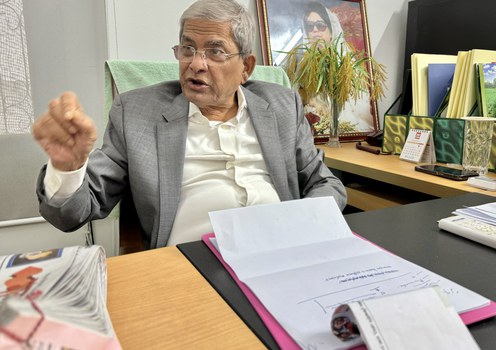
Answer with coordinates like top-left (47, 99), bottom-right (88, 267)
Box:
top-left (209, 197), bottom-right (488, 349)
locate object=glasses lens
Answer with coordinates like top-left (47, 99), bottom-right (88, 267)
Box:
top-left (205, 48), bottom-right (227, 62)
top-left (315, 21), bottom-right (327, 32)
top-left (174, 45), bottom-right (195, 62)
top-left (305, 21), bottom-right (327, 33)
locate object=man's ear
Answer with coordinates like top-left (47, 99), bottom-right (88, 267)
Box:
top-left (241, 54), bottom-right (256, 84)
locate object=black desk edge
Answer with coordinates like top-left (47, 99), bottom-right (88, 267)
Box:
top-left (177, 241), bottom-right (279, 349)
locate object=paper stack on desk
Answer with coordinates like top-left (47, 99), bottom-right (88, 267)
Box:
top-left (0, 245), bottom-right (121, 350)
top-left (209, 197), bottom-right (490, 350)
top-left (438, 202), bottom-right (496, 249)
top-left (453, 202), bottom-right (496, 225)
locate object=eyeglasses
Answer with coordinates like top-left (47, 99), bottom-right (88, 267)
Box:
top-left (172, 45), bottom-right (245, 63)
top-left (304, 20), bottom-right (328, 33)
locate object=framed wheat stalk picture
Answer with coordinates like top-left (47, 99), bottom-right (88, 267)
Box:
top-left (257, 0), bottom-right (380, 142)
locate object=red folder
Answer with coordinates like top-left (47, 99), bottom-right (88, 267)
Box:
top-left (202, 232), bottom-right (496, 349)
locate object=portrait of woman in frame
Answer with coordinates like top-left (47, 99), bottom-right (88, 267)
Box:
top-left (257, 0), bottom-right (380, 142)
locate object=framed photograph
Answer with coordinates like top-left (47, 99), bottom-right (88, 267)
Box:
top-left (257, 0), bottom-right (380, 143)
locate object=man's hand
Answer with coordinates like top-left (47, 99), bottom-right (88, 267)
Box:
top-left (32, 91), bottom-right (97, 171)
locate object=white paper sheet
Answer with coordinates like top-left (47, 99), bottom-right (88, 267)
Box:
top-left (347, 287), bottom-right (480, 350)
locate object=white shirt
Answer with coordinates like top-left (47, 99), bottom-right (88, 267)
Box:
top-left (167, 89), bottom-right (280, 245)
top-left (44, 88), bottom-right (280, 245)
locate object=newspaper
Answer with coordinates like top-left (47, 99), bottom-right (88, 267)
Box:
top-left (0, 245), bottom-right (121, 350)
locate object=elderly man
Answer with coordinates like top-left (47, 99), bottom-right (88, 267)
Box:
top-left (32, 0), bottom-right (347, 249)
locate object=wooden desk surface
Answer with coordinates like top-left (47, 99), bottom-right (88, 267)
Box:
top-left (319, 142), bottom-right (496, 198)
top-left (106, 247), bottom-right (265, 349)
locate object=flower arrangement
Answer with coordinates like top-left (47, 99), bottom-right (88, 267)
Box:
top-left (283, 35), bottom-right (387, 145)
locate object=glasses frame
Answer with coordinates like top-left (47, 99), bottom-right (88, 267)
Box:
top-left (172, 45), bottom-right (245, 63)
top-left (304, 20), bottom-right (328, 33)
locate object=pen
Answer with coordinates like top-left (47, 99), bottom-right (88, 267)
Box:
top-left (356, 142), bottom-right (380, 155)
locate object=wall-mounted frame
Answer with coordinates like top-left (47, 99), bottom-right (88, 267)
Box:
top-left (257, 0), bottom-right (379, 142)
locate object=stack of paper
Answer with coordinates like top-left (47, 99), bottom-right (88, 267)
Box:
top-left (447, 49), bottom-right (496, 118)
top-left (0, 245), bottom-right (121, 350)
top-left (446, 51), bottom-right (469, 118)
top-left (454, 202), bottom-right (496, 225)
top-left (209, 197), bottom-right (490, 349)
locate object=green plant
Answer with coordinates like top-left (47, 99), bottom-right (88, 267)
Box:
top-left (284, 36), bottom-right (387, 108)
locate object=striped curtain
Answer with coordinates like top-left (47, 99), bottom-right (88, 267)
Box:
top-left (0, 0), bottom-right (34, 134)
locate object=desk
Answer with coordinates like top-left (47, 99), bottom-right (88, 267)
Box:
top-left (318, 142), bottom-right (496, 210)
top-left (178, 192), bottom-right (496, 349)
top-left (106, 247), bottom-right (265, 349)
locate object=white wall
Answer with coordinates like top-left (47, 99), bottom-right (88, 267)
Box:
top-left (105, 0), bottom-right (412, 123)
top-left (24, 0), bottom-right (108, 144)
top-left (105, 0), bottom-right (260, 63)
top-left (366, 0), bottom-right (411, 118)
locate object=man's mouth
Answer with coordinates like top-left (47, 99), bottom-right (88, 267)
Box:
top-left (187, 78), bottom-right (208, 87)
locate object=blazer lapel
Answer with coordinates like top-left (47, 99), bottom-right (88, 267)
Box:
top-left (243, 88), bottom-right (290, 200)
top-left (155, 94), bottom-right (189, 247)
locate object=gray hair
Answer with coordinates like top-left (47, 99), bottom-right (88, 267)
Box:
top-left (180, 0), bottom-right (255, 57)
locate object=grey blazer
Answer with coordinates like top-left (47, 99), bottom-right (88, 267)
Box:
top-left (37, 80), bottom-right (347, 248)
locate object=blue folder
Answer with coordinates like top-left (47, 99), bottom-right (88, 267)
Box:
top-left (427, 63), bottom-right (456, 116)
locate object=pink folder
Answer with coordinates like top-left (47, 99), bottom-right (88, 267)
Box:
top-left (202, 232), bottom-right (496, 349)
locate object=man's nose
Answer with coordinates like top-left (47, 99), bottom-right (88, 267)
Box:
top-left (189, 50), bottom-right (208, 70)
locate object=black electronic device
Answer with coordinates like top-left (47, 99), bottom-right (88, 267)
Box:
top-left (414, 164), bottom-right (479, 181)
top-left (365, 130), bottom-right (383, 147)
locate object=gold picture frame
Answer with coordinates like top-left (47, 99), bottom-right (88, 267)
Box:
top-left (257, 0), bottom-right (380, 142)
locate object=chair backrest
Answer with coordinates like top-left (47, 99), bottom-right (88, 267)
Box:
top-left (104, 60), bottom-right (291, 118)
